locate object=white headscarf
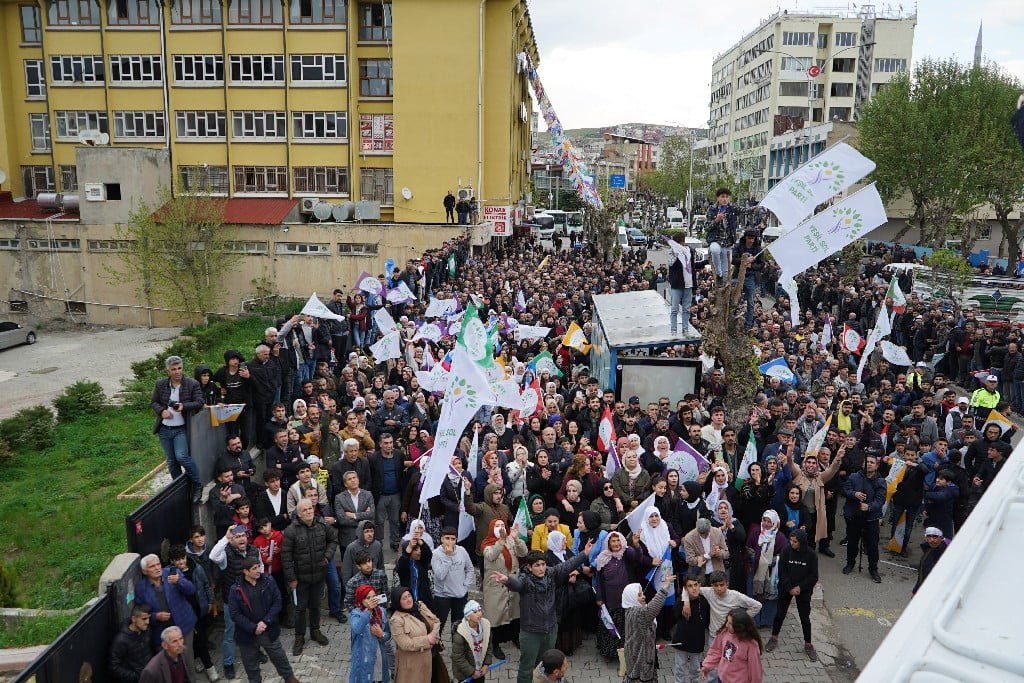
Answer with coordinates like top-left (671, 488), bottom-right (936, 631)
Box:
top-left (401, 519), bottom-right (435, 549)
top-left (621, 583), bottom-right (644, 609)
top-left (639, 506), bottom-right (670, 561)
top-left (624, 453), bottom-right (643, 479)
top-left (547, 530), bottom-right (567, 562)
top-left (705, 467), bottom-right (729, 513)
top-left (758, 509), bottom-right (781, 548)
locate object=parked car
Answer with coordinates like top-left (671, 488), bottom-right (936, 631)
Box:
top-left (627, 228), bottom-right (647, 246)
top-left (0, 321), bottom-right (37, 350)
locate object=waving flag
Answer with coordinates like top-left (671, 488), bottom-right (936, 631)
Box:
top-left (562, 321), bottom-right (591, 354)
top-left (734, 429), bottom-right (759, 490)
top-left (820, 314), bottom-right (833, 351)
top-left (598, 602), bottom-right (621, 639)
top-left (210, 404), bottom-right (245, 426)
top-left (604, 442), bottom-right (621, 479)
top-left (983, 409), bottom-right (1015, 436)
top-left (625, 493), bottom-right (658, 534)
top-left (426, 297), bottom-right (457, 318)
top-left (356, 271), bottom-right (382, 296)
top-left (856, 305), bottom-right (892, 383)
top-left (300, 292), bottom-right (345, 321)
top-left (386, 281), bottom-right (416, 304)
top-left (666, 438), bottom-right (710, 482)
top-left (369, 331), bottom-right (402, 362)
top-left (778, 273), bottom-right (801, 327)
top-left (644, 546), bottom-right (676, 605)
top-left (596, 406), bottom-right (616, 453)
top-left (759, 357), bottom-right (796, 384)
top-left (512, 497), bottom-right (532, 542)
top-left (842, 324), bottom-right (865, 355)
top-left (804, 414), bottom-right (832, 460)
top-left (886, 276), bottom-right (907, 315)
top-left (529, 350), bottom-right (562, 377)
top-left (515, 289), bottom-right (527, 313)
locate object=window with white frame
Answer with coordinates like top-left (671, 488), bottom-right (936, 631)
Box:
top-left (113, 111), bottom-right (166, 139)
top-left (290, 54), bottom-right (346, 85)
top-left (109, 55), bottom-right (163, 84)
top-left (27, 238), bottom-right (80, 251)
top-left (817, 33), bottom-right (828, 49)
top-left (87, 239), bottom-right (132, 251)
top-left (0, 239), bottom-right (20, 250)
top-left (782, 31), bottom-right (814, 46)
top-left (222, 240), bottom-right (269, 254)
top-left (60, 165), bottom-right (78, 191)
top-left (172, 0), bottom-right (222, 24)
top-left (275, 242), bottom-right (330, 255)
top-left (47, 0), bottom-right (99, 26)
top-left (175, 111), bottom-right (227, 139)
top-left (20, 4), bottom-right (41, 43)
top-left (50, 55), bottom-right (105, 84)
top-left (780, 56), bottom-right (812, 71)
top-left (360, 167), bottom-right (393, 205)
top-left (29, 113), bottom-right (51, 152)
top-left (234, 166), bottom-right (288, 192)
top-left (179, 165), bottom-right (230, 193)
top-left (22, 166), bottom-right (54, 197)
top-left (107, 0), bottom-right (159, 26)
top-left (874, 58), bottom-right (907, 73)
top-left (55, 111), bottom-right (108, 140)
top-left (338, 242), bottom-right (378, 256)
top-left (229, 0), bottom-right (282, 24)
top-left (358, 1), bottom-right (390, 40)
top-left (231, 111), bottom-right (286, 139)
top-left (25, 60), bottom-right (46, 99)
top-left (835, 32), bottom-right (857, 47)
top-left (294, 166), bottom-right (349, 194)
top-left (229, 55), bottom-right (284, 83)
top-left (292, 112), bottom-right (346, 140)
top-left (290, 0), bottom-right (346, 24)
top-left (172, 55), bottom-right (224, 84)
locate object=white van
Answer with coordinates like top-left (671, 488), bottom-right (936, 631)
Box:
top-left (667, 210), bottom-right (687, 230)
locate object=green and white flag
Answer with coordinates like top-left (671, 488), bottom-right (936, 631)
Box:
top-left (513, 496), bottom-right (532, 542)
top-left (448, 254), bottom-right (456, 277)
top-left (734, 429), bottom-right (759, 491)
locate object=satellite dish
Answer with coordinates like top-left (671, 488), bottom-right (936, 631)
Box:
top-left (98, 132), bottom-right (110, 145)
top-left (312, 202), bottom-right (333, 221)
top-left (0, 168), bottom-right (7, 186)
top-left (401, 187), bottom-right (413, 200)
top-left (77, 130), bottom-right (101, 145)
top-left (333, 202), bottom-right (355, 222)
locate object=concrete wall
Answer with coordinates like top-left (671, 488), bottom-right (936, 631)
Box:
top-left (77, 147), bottom-right (172, 225)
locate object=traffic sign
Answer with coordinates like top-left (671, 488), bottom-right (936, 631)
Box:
top-left (609, 174), bottom-right (626, 189)
top-left (807, 65), bottom-right (822, 78)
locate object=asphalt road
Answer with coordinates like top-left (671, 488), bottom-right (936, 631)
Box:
top-left (0, 326), bottom-right (181, 418)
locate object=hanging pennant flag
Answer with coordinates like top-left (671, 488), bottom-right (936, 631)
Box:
top-left (423, 345), bottom-right (436, 370)
top-left (467, 427), bottom-right (480, 477)
top-left (734, 428), bottom-right (759, 490)
top-left (596, 405), bottom-right (616, 453)
top-left (886, 275), bottom-right (907, 316)
top-left (210, 403), bottom-right (245, 427)
top-left (856, 305), bottom-right (892, 383)
top-left (457, 494), bottom-right (475, 542)
top-left (562, 321), bottom-right (591, 354)
top-left (515, 289), bottom-right (527, 313)
top-left (512, 497), bottom-right (532, 542)
top-left (598, 602), bottom-right (621, 639)
top-left (758, 142), bottom-right (876, 228)
top-left (300, 292), bottom-right (345, 322)
top-left (447, 254), bottom-right (456, 277)
top-left (758, 357), bottom-right (796, 384)
top-left (841, 324), bottom-right (865, 355)
top-left (356, 271), bottom-right (382, 296)
top-left (820, 314), bottom-right (834, 351)
top-left (767, 184), bottom-right (888, 278)
top-left (778, 273), bottom-right (801, 327)
top-left (882, 456), bottom-right (906, 518)
top-left (369, 331), bottom-right (402, 362)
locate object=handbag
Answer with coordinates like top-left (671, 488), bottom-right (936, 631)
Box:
top-left (430, 647), bottom-right (451, 683)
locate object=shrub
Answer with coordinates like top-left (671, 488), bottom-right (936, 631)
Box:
top-left (0, 562), bottom-right (19, 608)
top-left (0, 437), bottom-right (11, 464)
top-left (0, 405), bottom-right (56, 450)
top-left (53, 381), bottom-right (107, 423)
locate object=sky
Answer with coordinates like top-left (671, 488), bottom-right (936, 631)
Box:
top-left (527, 0), bottom-right (1024, 129)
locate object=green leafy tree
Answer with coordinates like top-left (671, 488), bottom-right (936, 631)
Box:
top-left (924, 249), bottom-right (973, 304)
top-left (106, 187), bottom-right (239, 326)
top-left (583, 189), bottom-right (630, 262)
top-left (858, 59), bottom-right (998, 248)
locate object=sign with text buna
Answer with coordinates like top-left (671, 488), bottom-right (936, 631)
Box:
top-left (485, 205), bottom-right (512, 237)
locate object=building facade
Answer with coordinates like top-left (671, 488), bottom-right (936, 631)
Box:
top-left (0, 0), bottom-right (537, 223)
top-left (708, 6), bottom-right (915, 196)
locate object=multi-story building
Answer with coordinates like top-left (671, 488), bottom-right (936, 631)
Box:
top-left (0, 0), bottom-right (538, 222)
top-left (708, 5), bottom-right (916, 196)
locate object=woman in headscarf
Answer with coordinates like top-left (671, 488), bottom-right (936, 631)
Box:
top-left (526, 493), bottom-right (547, 544)
top-left (774, 484), bottom-right (810, 537)
top-left (349, 584), bottom-right (392, 683)
top-left (677, 480), bottom-right (710, 537)
top-left (703, 466), bottom-right (735, 516)
top-left (557, 479), bottom-right (587, 528)
top-left (401, 519), bottom-right (435, 550)
top-left (389, 585), bottom-right (442, 683)
top-left (396, 530), bottom-right (434, 612)
top-left (621, 569), bottom-right (674, 683)
top-left (713, 500), bottom-right (747, 593)
top-left (651, 475), bottom-right (682, 541)
top-left (290, 398), bottom-right (307, 426)
top-left (634, 506), bottom-right (679, 639)
top-left (594, 531), bottom-right (640, 661)
top-left (738, 461), bottom-right (773, 529)
top-left (479, 518), bottom-right (527, 660)
top-left (450, 600), bottom-right (493, 683)
top-left (589, 477), bottom-right (625, 531)
top-left (746, 509), bottom-right (786, 628)
top-left (544, 531), bottom-right (583, 655)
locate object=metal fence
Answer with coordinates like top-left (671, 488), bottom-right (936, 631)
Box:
top-left (12, 587), bottom-right (117, 683)
top-left (125, 474), bottom-right (192, 556)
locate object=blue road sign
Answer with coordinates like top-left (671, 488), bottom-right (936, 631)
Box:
top-left (609, 174), bottom-right (626, 189)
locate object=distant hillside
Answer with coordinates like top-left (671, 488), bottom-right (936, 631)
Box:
top-left (534, 122), bottom-right (694, 152)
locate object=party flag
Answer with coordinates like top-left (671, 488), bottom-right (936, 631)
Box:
top-left (887, 276), bottom-right (907, 315)
top-left (734, 429), bottom-right (758, 490)
top-left (983, 409), bottom-right (1015, 436)
top-left (596, 405), bottom-right (616, 453)
top-left (562, 321), bottom-right (591, 354)
top-left (210, 404), bottom-right (244, 427)
top-left (513, 496), bottom-right (532, 542)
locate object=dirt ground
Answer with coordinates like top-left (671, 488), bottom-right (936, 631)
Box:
top-left (0, 326), bottom-right (181, 419)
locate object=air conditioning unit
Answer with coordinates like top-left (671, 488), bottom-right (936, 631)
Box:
top-left (457, 187), bottom-right (473, 201)
top-left (299, 197), bottom-right (320, 214)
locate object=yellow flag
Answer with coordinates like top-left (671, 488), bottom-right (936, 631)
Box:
top-left (562, 321), bottom-right (591, 354)
top-left (536, 255), bottom-right (550, 272)
top-left (984, 409), bottom-right (1014, 435)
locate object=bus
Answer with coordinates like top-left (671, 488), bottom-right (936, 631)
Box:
top-left (566, 211), bottom-right (584, 236)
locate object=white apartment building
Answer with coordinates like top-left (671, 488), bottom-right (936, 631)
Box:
top-left (708, 5), bottom-right (916, 196)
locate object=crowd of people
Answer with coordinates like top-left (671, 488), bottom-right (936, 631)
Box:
top-left (125, 205), bottom-right (1019, 683)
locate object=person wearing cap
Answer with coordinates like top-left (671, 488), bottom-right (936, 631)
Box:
top-left (349, 583), bottom-right (393, 683)
top-left (731, 228), bottom-right (765, 329)
top-left (213, 349), bottom-right (253, 446)
top-left (944, 396), bottom-right (970, 441)
top-left (228, 557), bottom-right (298, 683)
top-left (912, 527), bottom-right (947, 594)
top-left (451, 600), bottom-right (494, 682)
top-left (970, 374), bottom-right (1001, 413)
top-left (209, 524), bottom-right (261, 679)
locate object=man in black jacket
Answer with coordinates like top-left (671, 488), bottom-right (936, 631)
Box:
top-left (912, 527), bottom-right (947, 594)
top-left (228, 557), bottom-right (298, 683)
top-left (731, 229), bottom-right (765, 329)
top-left (326, 289), bottom-right (351, 369)
top-left (766, 528), bottom-right (819, 661)
top-left (282, 498), bottom-right (338, 656)
top-left (151, 355), bottom-right (206, 503)
top-left (247, 345), bottom-right (279, 449)
top-left (109, 603), bottom-right (154, 683)
top-left (841, 454), bottom-right (887, 583)
top-left (216, 435), bottom-right (257, 500)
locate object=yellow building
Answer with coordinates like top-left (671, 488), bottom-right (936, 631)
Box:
top-left (0, 0), bottom-right (538, 222)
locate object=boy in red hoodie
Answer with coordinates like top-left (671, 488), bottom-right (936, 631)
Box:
top-left (252, 517), bottom-right (291, 627)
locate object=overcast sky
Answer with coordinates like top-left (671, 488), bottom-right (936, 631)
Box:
top-left (528, 0), bottom-right (1024, 129)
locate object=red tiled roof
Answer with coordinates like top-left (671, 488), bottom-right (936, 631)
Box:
top-left (222, 198), bottom-right (298, 225)
top-left (0, 195), bottom-right (78, 220)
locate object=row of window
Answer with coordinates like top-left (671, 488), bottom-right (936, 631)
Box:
top-left (734, 107), bottom-right (770, 133)
top-left (735, 83), bottom-right (770, 111)
top-left (780, 31), bottom-right (858, 49)
top-left (0, 238), bottom-right (380, 256)
top-left (21, 0), bottom-right (391, 32)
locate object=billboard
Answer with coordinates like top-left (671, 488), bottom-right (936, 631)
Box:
top-left (485, 205), bottom-right (512, 237)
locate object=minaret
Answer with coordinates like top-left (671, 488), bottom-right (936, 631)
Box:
top-left (974, 22), bottom-right (983, 68)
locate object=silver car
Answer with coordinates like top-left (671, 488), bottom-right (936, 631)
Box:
top-left (0, 321), bottom-right (37, 350)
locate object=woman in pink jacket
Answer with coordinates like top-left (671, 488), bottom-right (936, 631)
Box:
top-left (700, 607), bottom-right (764, 683)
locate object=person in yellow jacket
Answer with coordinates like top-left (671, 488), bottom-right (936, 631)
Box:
top-left (970, 375), bottom-right (1001, 413)
top-left (530, 509), bottom-right (571, 553)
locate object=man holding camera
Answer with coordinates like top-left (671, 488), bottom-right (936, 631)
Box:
top-left (151, 355), bottom-right (205, 504)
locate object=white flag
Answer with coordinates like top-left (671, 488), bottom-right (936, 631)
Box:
top-left (625, 493), bottom-right (658, 534)
top-left (425, 297), bottom-right (457, 318)
top-left (467, 427), bottom-right (480, 477)
top-left (358, 274), bottom-right (382, 296)
top-left (300, 293), bottom-right (345, 322)
top-left (759, 142), bottom-right (876, 227)
top-left (419, 346), bottom-right (497, 504)
top-left (880, 340), bottom-right (913, 367)
top-left (491, 380), bottom-right (524, 409)
top-left (767, 184), bottom-right (888, 278)
top-left (416, 367), bottom-right (449, 392)
top-left (412, 323), bottom-right (443, 343)
top-left (778, 273), bottom-right (800, 327)
top-left (820, 315), bottom-right (833, 351)
top-left (856, 305), bottom-right (892, 383)
top-left (369, 330), bottom-right (402, 362)
top-left (373, 307), bottom-right (397, 334)
top-left (386, 281), bottom-right (416, 304)
top-left (516, 325), bottom-right (551, 341)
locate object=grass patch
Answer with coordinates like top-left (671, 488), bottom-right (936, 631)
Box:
top-left (0, 315), bottom-right (278, 647)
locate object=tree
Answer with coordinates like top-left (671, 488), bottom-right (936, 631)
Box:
top-left (582, 190), bottom-right (629, 262)
top-left (701, 260), bottom-right (759, 424)
top-left (923, 249), bottom-right (972, 304)
top-left (106, 187), bottom-right (239, 326)
top-left (858, 59), bottom-right (998, 248)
